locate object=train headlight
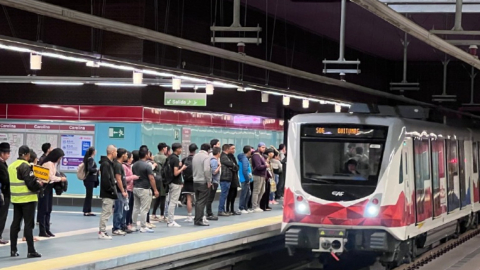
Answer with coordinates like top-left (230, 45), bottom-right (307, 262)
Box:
top-left (364, 194), bottom-right (382, 218)
top-left (366, 205), bottom-right (379, 217)
top-left (295, 195), bottom-right (311, 215)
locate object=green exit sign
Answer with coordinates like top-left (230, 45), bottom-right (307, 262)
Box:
top-left (109, 127), bottom-right (125, 139)
top-left (164, 92), bottom-right (207, 107)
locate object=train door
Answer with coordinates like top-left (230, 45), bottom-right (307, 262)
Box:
top-left (473, 142), bottom-right (480, 203)
top-left (413, 137), bottom-right (431, 223)
top-left (446, 139), bottom-right (460, 212)
top-left (404, 138), bottom-right (415, 226)
top-left (431, 138), bottom-right (446, 217)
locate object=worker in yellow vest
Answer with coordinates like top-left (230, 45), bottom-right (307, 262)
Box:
top-left (8, 145), bottom-right (43, 258)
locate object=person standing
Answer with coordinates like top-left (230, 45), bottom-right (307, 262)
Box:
top-left (192, 143), bottom-right (211, 226)
top-left (38, 148), bottom-right (67, 238)
top-left (152, 143), bottom-right (168, 222)
top-left (276, 144), bottom-right (286, 200)
top-left (218, 144), bottom-right (236, 216)
top-left (181, 143), bottom-right (197, 222)
top-left (260, 148), bottom-right (275, 211)
top-left (205, 147), bottom-right (221, 221)
top-left (82, 147), bottom-right (98, 216)
top-left (38, 143), bottom-right (52, 166)
top-left (226, 144), bottom-right (240, 215)
top-left (251, 143), bottom-right (268, 212)
top-left (166, 143), bottom-right (187, 228)
top-left (9, 146), bottom-right (42, 258)
top-left (238, 146), bottom-right (253, 214)
top-left (98, 145), bottom-right (118, 240)
top-left (112, 148), bottom-right (129, 235)
top-left (123, 152), bottom-right (138, 231)
top-left (0, 142), bottom-right (11, 245)
top-left (132, 149), bottom-right (159, 233)
top-left (270, 150), bottom-right (282, 205)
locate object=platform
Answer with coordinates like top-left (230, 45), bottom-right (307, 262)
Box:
top-left (0, 201), bottom-right (283, 270)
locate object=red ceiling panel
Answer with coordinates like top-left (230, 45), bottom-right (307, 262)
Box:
top-left (7, 104), bottom-right (80, 120)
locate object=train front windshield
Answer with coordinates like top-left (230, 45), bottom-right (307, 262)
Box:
top-left (300, 124), bottom-right (387, 201)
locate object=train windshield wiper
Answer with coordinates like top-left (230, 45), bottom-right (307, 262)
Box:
top-left (305, 174), bottom-right (335, 184)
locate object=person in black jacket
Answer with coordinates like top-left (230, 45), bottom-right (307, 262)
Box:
top-left (0, 142), bottom-right (11, 245)
top-left (82, 147), bottom-right (98, 216)
top-left (98, 145), bottom-right (118, 240)
top-left (226, 144), bottom-right (240, 215)
top-left (218, 144), bottom-right (238, 216)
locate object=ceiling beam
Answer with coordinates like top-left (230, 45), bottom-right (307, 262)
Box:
top-left (0, 0), bottom-right (440, 108)
top-left (352, 0), bottom-right (480, 67)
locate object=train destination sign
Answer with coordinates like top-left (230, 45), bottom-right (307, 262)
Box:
top-left (164, 92), bottom-right (207, 107)
top-left (302, 125), bottom-right (387, 139)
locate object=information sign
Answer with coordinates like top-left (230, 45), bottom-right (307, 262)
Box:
top-left (109, 127), bottom-right (125, 139)
top-left (60, 135), bottom-right (93, 170)
top-left (164, 92), bottom-right (207, 106)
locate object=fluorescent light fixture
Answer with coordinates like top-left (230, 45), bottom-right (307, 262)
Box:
top-left (30, 53), bottom-right (42, 70)
top-left (244, 87), bottom-right (255, 91)
top-left (261, 92), bottom-right (269, 103)
top-left (99, 62), bottom-right (135, 71)
top-left (206, 83), bottom-right (214, 95)
top-left (32, 81), bottom-right (84, 86)
top-left (319, 100), bottom-right (326, 105)
top-left (283, 96), bottom-right (290, 106)
top-left (160, 84), bottom-right (205, 89)
top-left (213, 81), bottom-right (237, 88)
top-left (0, 44), bottom-right (31, 53)
top-left (303, 99), bottom-right (309, 108)
top-left (237, 87), bottom-right (246, 92)
top-left (180, 75), bottom-right (207, 83)
top-left (40, 52), bottom-right (87, 63)
top-left (335, 104), bottom-right (342, 113)
top-left (133, 70), bottom-right (143, 84)
top-left (172, 78), bottom-right (181, 90)
top-left (86, 61), bottom-right (100, 67)
top-left (141, 69), bottom-right (174, 77)
top-left (95, 83), bottom-right (147, 87)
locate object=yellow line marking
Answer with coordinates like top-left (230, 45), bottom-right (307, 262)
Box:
top-left (5, 215), bottom-right (282, 270)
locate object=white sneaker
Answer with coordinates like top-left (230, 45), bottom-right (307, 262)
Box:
top-left (98, 232), bottom-right (112, 240)
top-left (146, 222), bottom-right (156, 228)
top-left (202, 216), bottom-right (209, 224)
top-left (167, 221), bottom-right (181, 228)
top-left (247, 209), bottom-right (254, 213)
top-left (240, 209), bottom-right (249, 214)
top-left (112, 230), bottom-right (126, 236)
top-left (131, 226), bottom-right (139, 232)
top-left (185, 216), bottom-right (194, 223)
top-left (253, 208), bottom-right (264, 213)
top-left (140, 228), bottom-right (155, 233)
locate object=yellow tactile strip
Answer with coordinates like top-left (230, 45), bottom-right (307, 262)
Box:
top-left (5, 215), bottom-right (282, 270)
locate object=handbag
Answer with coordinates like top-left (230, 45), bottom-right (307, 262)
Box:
top-left (270, 178), bottom-right (277, 192)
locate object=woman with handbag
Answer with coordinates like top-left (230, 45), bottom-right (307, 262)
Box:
top-left (259, 148), bottom-right (275, 211)
top-left (82, 147), bottom-right (98, 217)
top-left (269, 147), bottom-right (282, 205)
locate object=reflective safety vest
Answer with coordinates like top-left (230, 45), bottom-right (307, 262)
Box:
top-left (8, 159), bottom-right (38, 204)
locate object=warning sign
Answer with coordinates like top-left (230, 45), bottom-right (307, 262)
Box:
top-left (33, 165), bottom-right (49, 182)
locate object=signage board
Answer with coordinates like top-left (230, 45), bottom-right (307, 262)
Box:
top-left (164, 92), bottom-right (207, 106)
top-left (33, 165), bottom-right (50, 182)
top-left (109, 127), bottom-right (125, 139)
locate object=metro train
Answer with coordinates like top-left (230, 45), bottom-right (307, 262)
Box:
top-left (282, 106), bottom-right (480, 269)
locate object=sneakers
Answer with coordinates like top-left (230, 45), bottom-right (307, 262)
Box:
top-left (271, 200), bottom-right (279, 205)
top-left (140, 228), bottom-right (155, 233)
top-left (218, 212), bottom-right (230, 216)
top-left (167, 221), bottom-right (181, 228)
top-left (185, 215), bottom-right (194, 223)
top-left (240, 209), bottom-right (249, 214)
top-left (253, 208), bottom-right (264, 213)
top-left (206, 215), bottom-right (219, 221)
top-left (131, 226), bottom-right (139, 232)
top-left (151, 215), bottom-right (160, 221)
top-left (112, 230), bottom-right (126, 236)
top-left (247, 209), bottom-right (254, 213)
top-left (146, 222), bottom-right (156, 228)
top-left (202, 216), bottom-right (210, 224)
top-left (98, 232), bottom-right (112, 240)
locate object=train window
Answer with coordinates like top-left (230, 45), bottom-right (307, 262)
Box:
top-left (473, 142), bottom-right (478, 174)
top-left (431, 139), bottom-right (445, 217)
top-left (413, 138), bottom-right (429, 220)
top-left (399, 155), bottom-right (403, 184)
top-left (458, 141), bottom-right (467, 208)
top-left (446, 139), bottom-right (460, 212)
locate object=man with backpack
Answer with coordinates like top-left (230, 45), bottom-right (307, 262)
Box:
top-left (163, 143), bottom-right (187, 228)
top-left (181, 144), bottom-right (197, 222)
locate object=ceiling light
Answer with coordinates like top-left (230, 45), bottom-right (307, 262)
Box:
top-left (213, 81), bottom-right (237, 88)
top-left (237, 87), bottom-right (246, 92)
top-left (95, 83), bottom-right (147, 87)
top-left (30, 53), bottom-right (42, 70)
top-left (86, 61), bottom-right (100, 67)
top-left (99, 62), bottom-right (135, 71)
top-left (180, 75), bottom-right (207, 83)
top-left (172, 78), bottom-right (181, 90)
top-left (206, 83), bottom-right (214, 95)
top-left (133, 70), bottom-right (143, 84)
top-left (283, 96), bottom-right (290, 106)
top-left (335, 104), bottom-right (342, 113)
top-left (141, 69), bottom-right (174, 77)
top-left (303, 99), bottom-right (309, 108)
top-left (261, 92), bottom-right (269, 103)
top-left (40, 52), bottom-right (87, 63)
top-left (0, 44), bottom-right (31, 53)
top-left (319, 100), bottom-right (326, 105)
top-left (160, 84), bottom-right (205, 88)
top-left (32, 81), bottom-right (84, 86)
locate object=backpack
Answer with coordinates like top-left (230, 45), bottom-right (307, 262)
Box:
top-left (182, 155), bottom-right (194, 182)
top-left (77, 163), bottom-right (87, 180)
top-left (161, 157), bottom-right (174, 185)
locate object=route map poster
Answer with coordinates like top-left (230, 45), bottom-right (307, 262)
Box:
top-left (60, 135), bottom-right (93, 171)
top-left (0, 133), bottom-right (24, 164)
top-left (26, 134), bottom-right (58, 159)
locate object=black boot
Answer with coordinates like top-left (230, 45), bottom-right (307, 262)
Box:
top-left (10, 251), bottom-right (19, 257)
top-left (27, 252), bottom-right (42, 258)
top-left (46, 230), bottom-right (55, 237)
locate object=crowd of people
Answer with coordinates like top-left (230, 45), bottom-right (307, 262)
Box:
top-left (0, 139), bottom-right (286, 258)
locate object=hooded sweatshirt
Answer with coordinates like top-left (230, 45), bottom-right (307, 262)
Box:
top-left (99, 156), bottom-right (118, 200)
top-left (251, 150), bottom-right (267, 177)
top-left (237, 153), bottom-right (252, 184)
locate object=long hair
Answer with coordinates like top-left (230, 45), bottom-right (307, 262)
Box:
top-left (40, 148), bottom-right (65, 165)
top-left (83, 147), bottom-right (96, 173)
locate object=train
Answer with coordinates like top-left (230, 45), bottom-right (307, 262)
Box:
top-left (282, 105), bottom-right (480, 269)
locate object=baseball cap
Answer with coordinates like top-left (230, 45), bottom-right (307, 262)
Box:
top-left (0, 142), bottom-right (10, 153)
top-left (258, 142), bottom-right (266, 148)
top-left (18, 145), bottom-right (30, 157)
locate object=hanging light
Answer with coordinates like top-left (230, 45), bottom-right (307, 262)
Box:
top-left (261, 92), bottom-right (269, 103)
top-left (283, 96), bottom-right (290, 106)
top-left (206, 83), bottom-right (214, 95)
top-left (172, 78), bottom-right (181, 90)
top-left (30, 53), bottom-right (42, 70)
top-left (303, 99), bottom-right (309, 108)
top-left (237, 87), bottom-right (246, 92)
top-left (133, 70), bottom-right (143, 85)
top-left (319, 100), bottom-right (326, 105)
top-left (86, 61), bottom-right (100, 68)
top-left (335, 104), bottom-right (342, 113)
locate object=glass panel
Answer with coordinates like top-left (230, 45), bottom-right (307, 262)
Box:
top-left (431, 139), bottom-right (444, 217)
top-left (414, 139), bottom-right (429, 222)
top-left (446, 139), bottom-right (460, 212)
top-left (473, 142), bottom-right (478, 174)
top-left (458, 141), bottom-right (468, 208)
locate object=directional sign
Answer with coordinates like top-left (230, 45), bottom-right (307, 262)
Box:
top-left (164, 92), bottom-right (207, 107)
top-left (109, 127), bottom-right (125, 139)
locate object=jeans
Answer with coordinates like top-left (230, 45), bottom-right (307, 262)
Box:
top-left (99, 198), bottom-right (115, 233)
top-left (239, 181), bottom-right (251, 210)
top-left (251, 175), bottom-right (265, 209)
top-left (83, 181), bottom-right (95, 213)
top-left (270, 174), bottom-right (279, 201)
top-left (206, 183), bottom-right (218, 216)
top-left (125, 191), bottom-right (134, 226)
top-left (10, 202), bottom-right (36, 253)
top-left (113, 192), bottom-right (126, 231)
top-left (167, 184), bottom-right (182, 224)
top-left (38, 185), bottom-right (53, 235)
top-left (194, 182), bottom-right (210, 224)
top-left (132, 188), bottom-right (152, 229)
top-left (218, 181), bottom-right (231, 213)
top-left (0, 194), bottom-right (10, 239)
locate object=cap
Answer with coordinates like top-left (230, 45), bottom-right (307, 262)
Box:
top-left (0, 142), bottom-right (10, 153)
top-left (18, 145), bottom-right (30, 157)
top-left (258, 142), bottom-right (266, 148)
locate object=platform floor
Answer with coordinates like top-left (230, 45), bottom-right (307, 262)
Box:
top-left (0, 200), bottom-right (282, 270)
